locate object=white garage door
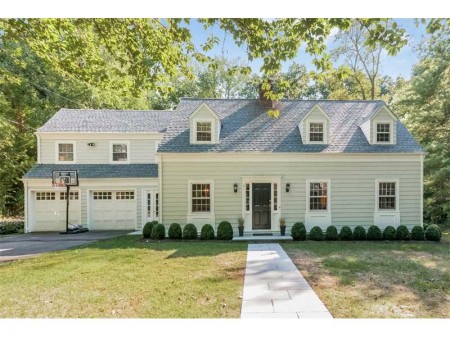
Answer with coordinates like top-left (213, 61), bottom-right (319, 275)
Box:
top-left (33, 191), bottom-right (81, 232)
top-left (91, 191), bottom-right (136, 230)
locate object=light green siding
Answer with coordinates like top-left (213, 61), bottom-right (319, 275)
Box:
top-left (161, 158), bottom-right (422, 233)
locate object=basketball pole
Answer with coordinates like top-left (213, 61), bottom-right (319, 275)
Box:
top-left (65, 184), bottom-right (70, 233)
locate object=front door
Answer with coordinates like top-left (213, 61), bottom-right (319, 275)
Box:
top-left (252, 183), bottom-right (271, 230)
top-left (143, 189), bottom-right (159, 224)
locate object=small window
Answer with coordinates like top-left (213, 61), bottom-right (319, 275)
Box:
top-left (379, 182), bottom-right (396, 210)
top-left (245, 184), bottom-right (250, 212)
top-left (309, 123), bottom-right (324, 142)
top-left (376, 123), bottom-right (390, 143)
top-left (112, 144), bottom-right (128, 162)
top-left (273, 183), bottom-right (278, 211)
top-left (93, 192), bottom-right (112, 200)
top-left (60, 192), bottom-right (79, 200)
top-left (196, 122), bottom-right (212, 142)
top-left (192, 183), bottom-right (211, 212)
top-left (58, 143), bottom-right (74, 162)
top-left (146, 193), bottom-right (152, 218)
top-left (309, 182), bottom-right (328, 211)
top-left (36, 192), bottom-right (55, 200)
top-left (155, 193), bottom-right (159, 217)
top-left (116, 191), bottom-right (134, 200)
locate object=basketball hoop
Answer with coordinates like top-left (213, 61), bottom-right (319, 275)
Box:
top-left (52, 170), bottom-right (79, 233)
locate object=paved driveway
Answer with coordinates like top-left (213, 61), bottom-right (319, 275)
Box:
top-left (0, 231), bottom-right (131, 262)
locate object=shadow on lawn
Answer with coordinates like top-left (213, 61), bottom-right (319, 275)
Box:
top-left (85, 235), bottom-right (248, 258)
top-left (285, 241), bottom-right (450, 317)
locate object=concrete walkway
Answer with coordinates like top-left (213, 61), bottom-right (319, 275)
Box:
top-left (241, 243), bottom-right (333, 319)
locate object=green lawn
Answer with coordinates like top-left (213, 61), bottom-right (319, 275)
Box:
top-left (283, 234), bottom-right (450, 318)
top-left (0, 236), bottom-right (248, 318)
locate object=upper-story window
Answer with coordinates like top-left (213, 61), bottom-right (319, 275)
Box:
top-left (57, 143), bottom-right (75, 162)
top-left (111, 142), bottom-right (129, 163)
top-left (376, 123), bottom-right (391, 143)
top-left (196, 122), bottom-right (212, 142)
top-left (309, 123), bottom-right (324, 142)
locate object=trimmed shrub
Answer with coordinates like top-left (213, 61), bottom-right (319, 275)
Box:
top-left (143, 222), bottom-right (155, 239)
top-left (425, 225), bottom-right (442, 241)
top-left (367, 225), bottom-right (383, 240)
top-left (200, 224), bottom-right (215, 240)
top-left (309, 226), bottom-right (323, 241)
top-left (216, 221), bottom-right (233, 240)
top-left (0, 221), bottom-right (24, 235)
top-left (396, 225), bottom-right (411, 241)
top-left (352, 226), bottom-right (367, 240)
top-left (339, 226), bottom-right (353, 241)
top-left (183, 223), bottom-right (198, 240)
top-left (423, 223), bottom-right (430, 230)
top-left (325, 226), bottom-right (338, 241)
top-left (383, 226), bottom-right (396, 240)
top-left (151, 223), bottom-right (165, 240)
top-left (411, 226), bottom-right (425, 241)
top-left (291, 222), bottom-right (306, 241)
top-left (168, 223), bottom-right (182, 240)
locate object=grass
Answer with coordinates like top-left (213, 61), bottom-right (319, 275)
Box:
top-left (0, 236), bottom-right (248, 318)
top-left (283, 232), bottom-right (450, 318)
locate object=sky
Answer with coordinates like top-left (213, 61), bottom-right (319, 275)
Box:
top-left (188, 19), bottom-right (429, 80)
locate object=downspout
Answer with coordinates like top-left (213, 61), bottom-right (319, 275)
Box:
top-left (36, 132), bottom-right (41, 164)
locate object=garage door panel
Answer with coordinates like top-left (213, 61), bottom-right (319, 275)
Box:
top-left (91, 191), bottom-right (136, 230)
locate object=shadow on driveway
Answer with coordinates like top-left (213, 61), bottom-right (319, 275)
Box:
top-left (0, 231), bottom-right (131, 262)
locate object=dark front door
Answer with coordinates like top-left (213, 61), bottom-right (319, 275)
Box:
top-left (252, 183), bottom-right (271, 230)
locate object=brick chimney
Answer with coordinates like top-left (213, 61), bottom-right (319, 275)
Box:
top-left (258, 80), bottom-right (277, 108)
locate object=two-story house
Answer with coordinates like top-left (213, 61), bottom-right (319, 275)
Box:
top-left (22, 94), bottom-right (424, 235)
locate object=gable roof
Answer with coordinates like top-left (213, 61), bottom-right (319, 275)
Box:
top-left (23, 164), bottom-right (158, 179)
top-left (158, 98), bottom-right (424, 154)
top-left (38, 108), bottom-right (173, 133)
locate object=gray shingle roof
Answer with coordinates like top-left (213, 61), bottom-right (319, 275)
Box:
top-left (38, 109), bottom-right (173, 133)
top-left (23, 164), bottom-right (158, 179)
top-left (158, 99), bottom-right (424, 153)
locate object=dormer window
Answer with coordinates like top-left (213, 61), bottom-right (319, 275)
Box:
top-left (309, 123), bottom-right (324, 142)
top-left (376, 123), bottom-right (391, 143)
top-left (196, 122), bottom-right (212, 142)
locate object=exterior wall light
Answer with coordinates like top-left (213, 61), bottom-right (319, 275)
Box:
top-left (87, 142), bottom-right (95, 147)
top-left (286, 183), bottom-right (290, 192)
top-left (233, 183), bottom-right (238, 193)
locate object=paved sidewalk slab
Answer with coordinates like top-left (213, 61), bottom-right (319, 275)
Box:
top-left (240, 243), bottom-right (332, 319)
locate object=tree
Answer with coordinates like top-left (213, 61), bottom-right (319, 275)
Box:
top-left (393, 27), bottom-right (450, 224)
top-left (331, 19), bottom-right (404, 100)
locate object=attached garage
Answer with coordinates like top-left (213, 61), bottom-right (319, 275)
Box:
top-left (31, 190), bottom-right (81, 232)
top-left (90, 190), bottom-right (136, 230)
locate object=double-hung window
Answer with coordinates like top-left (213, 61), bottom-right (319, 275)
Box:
top-left (191, 183), bottom-right (211, 213)
top-left (378, 182), bottom-right (396, 210)
top-left (111, 143), bottom-right (129, 163)
top-left (309, 123), bottom-right (324, 142)
top-left (57, 143), bottom-right (74, 162)
top-left (196, 122), bottom-right (212, 142)
top-left (309, 182), bottom-right (328, 211)
top-left (376, 123), bottom-right (391, 143)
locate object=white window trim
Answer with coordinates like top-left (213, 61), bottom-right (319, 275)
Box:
top-left (187, 180), bottom-right (214, 216)
top-left (192, 118), bottom-right (215, 144)
top-left (110, 141), bottom-right (130, 164)
top-left (306, 120), bottom-right (327, 144)
top-left (55, 141), bottom-right (76, 163)
top-left (375, 179), bottom-right (399, 212)
top-left (374, 121), bottom-right (394, 145)
top-left (305, 179), bottom-right (331, 213)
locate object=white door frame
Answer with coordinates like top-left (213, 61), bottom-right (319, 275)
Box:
top-left (142, 188), bottom-right (159, 226)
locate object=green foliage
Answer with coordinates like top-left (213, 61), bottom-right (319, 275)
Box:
top-left (383, 226), bottom-right (396, 240)
top-left (352, 226), bottom-right (367, 240)
top-left (425, 224), bottom-right (442, 241)
top-left (200, 224), bottom-right (215, 240)
top-left (0, 221), bottom-right (24, 235)
top-left (309, 226), bottom-right (323, 241)
top-left (367, 225), bottom-right (383, 240)
top-left (325, 226), bottom-right (338, 241)
top-left (150, 224), bottom-right (165, 240)
top-left (339, 226), bottom-right (353, 241)
top-left (411, 225), bottom-right (425, 241)
top-left (396, 225), bottom-right (411, 241)
top-left (291, 222), bottom-right (306, 241)
top-left (168, 223), bottom-right (182, 240)
top-left (183, 223), bottom-right (198, 240)
top-left (393, 26), bottom-right (450, 225)
top-left (216, 221), bottom-right (233, 240)
top-left (143, 222), bottom-right (155, 239)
